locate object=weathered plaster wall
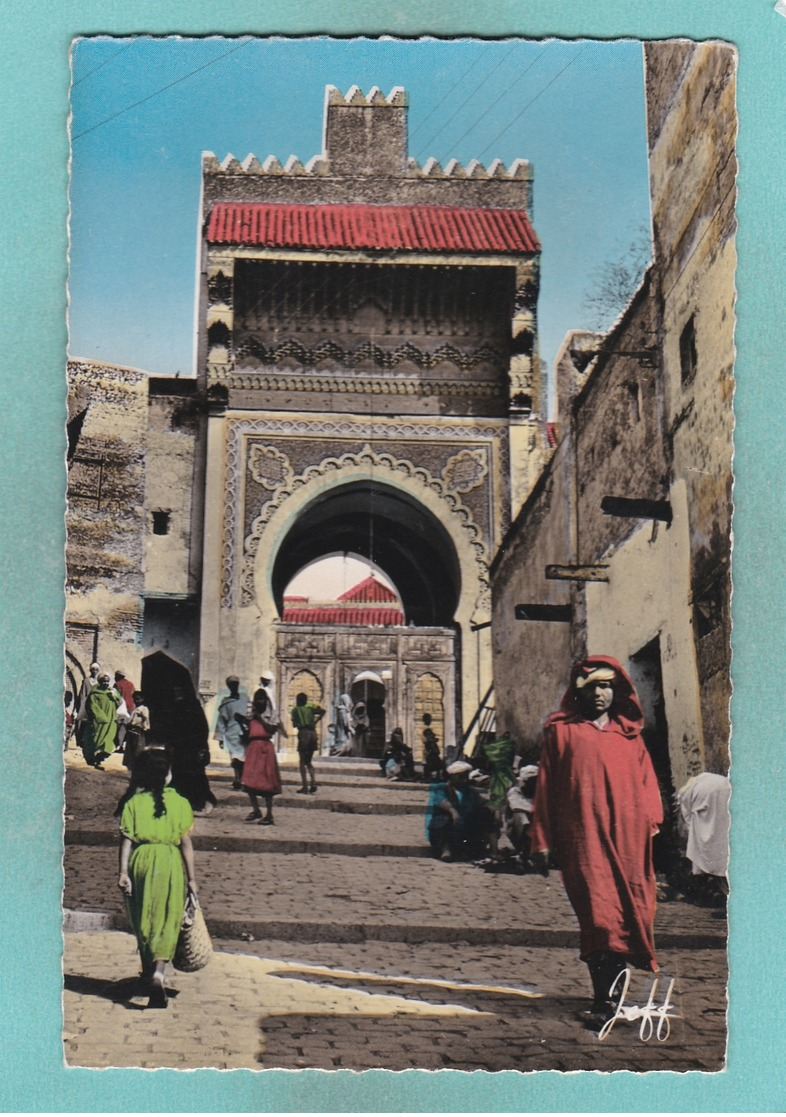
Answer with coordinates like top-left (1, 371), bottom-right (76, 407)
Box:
top-left (584, 480), bottom-right (704, 791)
top-left (144, 384), bottom-right (200, 597)
top-left (646, 41), bottom-right (736, 773)
top-left (491, 440), bottom-right (574, 751)
top-left (66, 359), bottom-right (148, 682)
top-left (490, 43), bottom-right (736, 782)
top-left (575, 275), bottom-right (669, 563)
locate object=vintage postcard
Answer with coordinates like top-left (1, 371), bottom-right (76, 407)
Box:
top-left (62, 33), bottom-right (735, 1078)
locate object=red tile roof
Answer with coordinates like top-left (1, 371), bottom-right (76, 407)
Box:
top-left (281, 606), bottom-right (404, 626)
top-left (336, 576), bottom-right (398, 604)
top-left (206, 203), bottom-right (539, 254)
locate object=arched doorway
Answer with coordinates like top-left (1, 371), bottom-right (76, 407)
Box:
top-left (270, 482), bottom-right (462, 760)
top-left (413, 673), bottom-right (445, 763)
top-left (271, 481), bottom-right (461, 627)
top-left (350, 670), bottom-right (386, 758)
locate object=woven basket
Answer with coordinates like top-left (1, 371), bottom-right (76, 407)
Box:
top-left (173, 897), bottom-right (213, 972)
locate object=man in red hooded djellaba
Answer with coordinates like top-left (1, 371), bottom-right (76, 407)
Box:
top-left (529, 655), bottom-right (663, 1025)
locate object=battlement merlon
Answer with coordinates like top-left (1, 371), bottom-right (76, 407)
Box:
top-left (202, 151), bottom-right (533, 183)
top-left (201, 86), bottom-right (534, 214)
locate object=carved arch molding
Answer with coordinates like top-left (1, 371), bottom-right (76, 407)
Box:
top-left (223, 442), bottom-right (493, 621)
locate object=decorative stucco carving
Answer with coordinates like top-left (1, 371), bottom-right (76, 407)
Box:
top-left (235, 444), bottom-right (490, 609)
top-left (248, 444), bottom-right (293, 490)
top-left (442, 447), bottom-right (488, 494)
top-left (219, 416), bottom-right (509, 611)
top-left (209, 368), bottom-right (501, 398)
top-left (231, 336), bottom-right (505, 375)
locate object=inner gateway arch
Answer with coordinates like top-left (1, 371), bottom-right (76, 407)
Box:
top-left (195, 85), bottom-right (545, 752)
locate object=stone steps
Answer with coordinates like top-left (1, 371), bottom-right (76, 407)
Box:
top-left (63, 905), bottom-right (723, 950)
top-left (221, 792), bottom-right (421, 815)
top-left (64, 757), bottom-right (728, 955)
top-left (66, 828), bottom-right (428, 858)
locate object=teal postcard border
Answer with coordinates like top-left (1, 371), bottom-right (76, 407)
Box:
top-left (0, 0), bottom-right (781, 1110)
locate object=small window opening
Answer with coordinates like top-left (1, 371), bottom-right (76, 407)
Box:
top-left (152, 511), bottom-right (171, 536)
top-left (627, 379), bottom-right (642, 423)
top-left (694, 578), bottom-right (724, 639)
top-left (679, 315), bottom-right (698, 385)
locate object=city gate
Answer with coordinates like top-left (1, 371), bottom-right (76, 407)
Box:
top-left (193, 84), bottom-right (544, 750)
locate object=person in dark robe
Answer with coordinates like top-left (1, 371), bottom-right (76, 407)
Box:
top-left (529, 655), bottom-right (663, 1027)
top-left (380, 728), bottom-right (415, 780)
top-left (422, 715), bottom-right (445, 781)
top-left (123, 691), bottom-right (151, 770)
top-left (140, 653), bottom-right (217, 815)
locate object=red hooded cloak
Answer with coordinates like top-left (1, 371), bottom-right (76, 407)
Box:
top-left (529, 655), bottom-right (663, 971)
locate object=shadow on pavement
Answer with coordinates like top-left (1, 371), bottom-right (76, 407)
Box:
top-left (64, 972), bottom-right (180, 1010)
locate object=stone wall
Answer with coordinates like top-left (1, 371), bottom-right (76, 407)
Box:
top-left (490, 439), bottom-right (574, 751)
top-left (145, 379), bottom-right (201, 598)
top-left (574, 274), bottom-right (668, 564)
top-left (491, 42), bottom-right (736, 781)
top-left (645, 40), bottom-right (736, 773)
top-left (66, 359), bottom-right (148, 685)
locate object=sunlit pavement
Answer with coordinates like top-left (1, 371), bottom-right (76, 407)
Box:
top-left (63, 748), bottom-right (727, 1072)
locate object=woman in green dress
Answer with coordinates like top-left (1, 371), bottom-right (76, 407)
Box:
top-left (117, 749), bottom-right (198, 1008)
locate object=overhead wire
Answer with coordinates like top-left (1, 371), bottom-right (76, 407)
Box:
top-left (72, 37), bottom-right (253, 141)
top-left (434, 45), bottom-right (550, 166)
top-left (413, 41), bottom-right (519, 163)
top-left (71, 40), bottom-right (137, 88)
top-left (408, 41), bottom-right (495, 145)
top-left (475, 44), bottom-right (589, 161)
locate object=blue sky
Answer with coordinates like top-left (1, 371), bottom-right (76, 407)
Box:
top-left (69, 36), bottom-right (652, 401)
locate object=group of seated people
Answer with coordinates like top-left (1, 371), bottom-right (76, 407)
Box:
top-left (424, 739), bottom-right (539, 866)
top-left (379, 715), bottom-right (457, 784)
top-left (419, 730), bottom-right (730, 905)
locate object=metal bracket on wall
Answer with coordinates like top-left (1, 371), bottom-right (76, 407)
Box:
top-left (514, 604), bottom-right (572, 622)
top-left (545, 564), bottom-right (609, 582)
top-left (601, 496), bottom-right (673, 523)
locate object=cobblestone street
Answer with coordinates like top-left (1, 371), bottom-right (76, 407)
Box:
top-left (63, 748), bottom-right (727, 1073)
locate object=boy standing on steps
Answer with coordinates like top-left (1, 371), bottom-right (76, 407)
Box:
top-left (290, 692), bottom-right (325, 795)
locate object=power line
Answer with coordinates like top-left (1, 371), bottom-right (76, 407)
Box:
top-left (476, 45), bottom-right (589, 161)
top-left (408, 42), bottom-right (495, 145)
top-left (435, 45), bottom-right (550, 165)
top-left (71, 40), bottom-right (137, 88)
top-left (413, 42), bottom-right (519, 162)
top-left (72, 37), bottom-right (252, 141)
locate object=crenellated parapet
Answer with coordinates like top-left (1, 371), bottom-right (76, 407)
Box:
top-left (202, 152), bottom-right (329, 176)
top-left (408, 156), bottom-right (532, 182)
top-left (326, 84), bottom-right (407, 106)
top-left (202, 149), bottom-right (531, 184)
